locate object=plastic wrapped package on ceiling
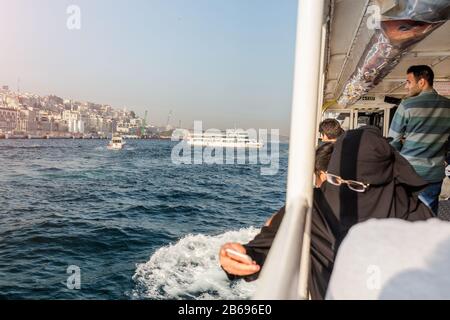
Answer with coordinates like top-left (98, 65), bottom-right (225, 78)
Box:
top-left (381, 0), bottom-right (450, 23)
top-left (337, 0), bottom-right (450, 107)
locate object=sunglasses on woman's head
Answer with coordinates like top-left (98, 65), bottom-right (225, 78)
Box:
top-left (326, 173), bottom-right (370, 193)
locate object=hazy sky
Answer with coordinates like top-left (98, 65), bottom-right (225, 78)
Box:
top-left (0, 0), bottom-right (298, 134)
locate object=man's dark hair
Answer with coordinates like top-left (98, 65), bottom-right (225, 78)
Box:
top-left (319, 119), bottom-right (344, 140)
top-left (407, 65), bottom-right (434, 87)
top-left (315, 142), bottom-right (334, 174)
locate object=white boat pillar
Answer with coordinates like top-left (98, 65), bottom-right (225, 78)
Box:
top-left (254, 0), bottom-right (326, 300)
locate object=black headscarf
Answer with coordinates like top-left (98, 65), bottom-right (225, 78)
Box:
top-left (308, 126), bottom-right (433, 299)
top-left (321, 125), bottom-right (432, 242)
top-left (236, 126), bottom-right (433, 299)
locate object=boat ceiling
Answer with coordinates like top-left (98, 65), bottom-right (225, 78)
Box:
top-left (324, 0), bottom-right (450, 108)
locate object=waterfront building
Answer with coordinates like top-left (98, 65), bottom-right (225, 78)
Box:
top-left (16, 107), bottom-right (37, 132)
top-left (0, 107), bottom-right (18, 133)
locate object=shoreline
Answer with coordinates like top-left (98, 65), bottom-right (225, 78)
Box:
top-left (0, 135), bottom-right (173, 141)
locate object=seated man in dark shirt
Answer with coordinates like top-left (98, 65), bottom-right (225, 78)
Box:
top-left (319, 118), bottom-right (344, 143)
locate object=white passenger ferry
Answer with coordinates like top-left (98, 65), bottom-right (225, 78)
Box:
top-left (186, 130), bottom-right (263, 149)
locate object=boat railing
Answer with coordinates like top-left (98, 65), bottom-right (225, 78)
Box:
top-left (253, 0), bottom-right (325, 300)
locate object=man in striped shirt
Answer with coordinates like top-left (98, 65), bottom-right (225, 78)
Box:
top-left (389, 65), bottom-right (450, 215)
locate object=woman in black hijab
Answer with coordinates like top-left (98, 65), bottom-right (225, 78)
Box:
top-left (220, 126), bottom-right (433, 300)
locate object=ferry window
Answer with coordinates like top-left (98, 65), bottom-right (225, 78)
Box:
top-left (356, 111), bottom-right (384, 132)
top-left (339, 115), bottom-right (351, 131)
top-left (357, 116), bottom-right (370, 128)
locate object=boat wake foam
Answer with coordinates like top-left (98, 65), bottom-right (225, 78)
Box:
top-left (131, 227), bottom-right (260, 300)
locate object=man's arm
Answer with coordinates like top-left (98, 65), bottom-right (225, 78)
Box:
top-left (388, 103), bottom-right (409, 151)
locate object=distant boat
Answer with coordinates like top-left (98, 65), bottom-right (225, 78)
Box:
top-left (107, 135), bottom-right (126, 150)
top-left (121, 134), bottom-right (140, 139)
top-left (186, 130), bottom-right (263, 149)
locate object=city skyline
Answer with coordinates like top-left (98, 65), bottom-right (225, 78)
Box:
top-left (0, 85), bottom-right (144, 137)
top-left (0, 0), bottom-right (298, 135)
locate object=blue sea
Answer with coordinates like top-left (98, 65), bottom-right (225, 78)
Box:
top-left (0, 139), bottom-right (287, 299)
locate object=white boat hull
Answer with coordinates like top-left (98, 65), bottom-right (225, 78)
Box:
top-left (187, 141), bottom-right (263, 149)
top-left (107, 144), bottom-right (124, 150)
top-left (107, 138), bottom-right (126, 150)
